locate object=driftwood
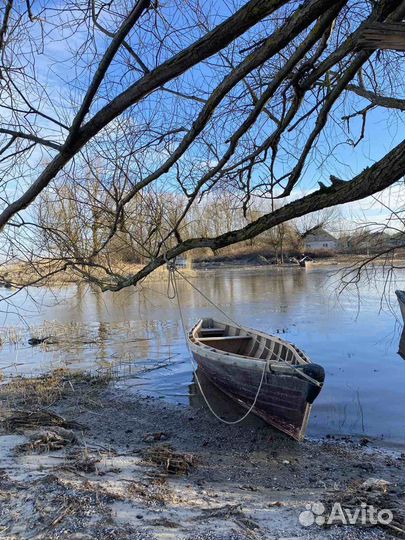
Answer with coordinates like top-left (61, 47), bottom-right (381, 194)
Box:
top-left (143, 444), bottom-right (197, 475)
top-left (2, 409), bottom-right (84, 432)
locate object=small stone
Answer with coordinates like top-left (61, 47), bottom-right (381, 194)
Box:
top-left (361, 478), bottom-right (390, 492)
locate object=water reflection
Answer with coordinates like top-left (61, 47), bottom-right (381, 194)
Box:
top-left (0, 266), bottom-right (404, 447)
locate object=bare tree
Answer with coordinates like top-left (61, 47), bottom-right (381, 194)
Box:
top-left (293, 208), bottom-right (341, 236)
top-left (1, 0), bottom-right (405, 291)
top-left (336, 189), bottom-right (405, 304)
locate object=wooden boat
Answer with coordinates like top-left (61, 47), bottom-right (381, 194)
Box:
top-left (299, 256), bottom-right (314, 269)
top-left (188, 318), bottom-right (325, 441)
top-left (395, 290), bottom-right (405, 323)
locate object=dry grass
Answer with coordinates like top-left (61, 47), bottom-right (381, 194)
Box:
top-left (3, 260), bottom-right (197, 287)
top-left (0, 368), bottom-right (112, 409)
top-left (143, 444), bottom-right (197, 475)
top-left (2, 409), bottom-right (83, 432)
top-left (15, 427), bottom-right (78, 453)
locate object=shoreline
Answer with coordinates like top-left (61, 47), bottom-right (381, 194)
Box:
top-left (0, 371), bottom-right (403, 539)
top-left (2, 255), bottom-right (404, 289)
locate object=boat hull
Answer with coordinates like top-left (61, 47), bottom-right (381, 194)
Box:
top-left (191, 350), bottom-right (317, 441)
top-left (399, 328), bottom-right (405, 360)
top-left (396, 290), bottom-right (405, 323)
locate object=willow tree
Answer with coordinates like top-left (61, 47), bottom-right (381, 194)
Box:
top-left (1, 0), bottom-right (405, 290)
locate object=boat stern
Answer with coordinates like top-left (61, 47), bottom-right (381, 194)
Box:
top-left (301, 363), bottom-right (325, 404)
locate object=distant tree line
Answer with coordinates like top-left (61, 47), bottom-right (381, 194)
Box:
top-left (36, 172), bottom-right (342, 266)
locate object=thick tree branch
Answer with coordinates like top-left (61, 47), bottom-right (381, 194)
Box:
top-left (107, 135), bottom-right (405, 291)
top-left (0, 0), bottom-right (13, 53)
top-left (71, 0), bottom-right (152, 132)
top-left (280, 49), bottom-right (372, 196)
top-left (300, 0), bottom-right (405, 90)
top-left (116, 0), bottom-right (344, 209)
top-left (3, 0), bottom-right (405, 295)
top-left (0, 0), bottom-right (289, 230)
top-left (345, 84), bottom-right (405, 111)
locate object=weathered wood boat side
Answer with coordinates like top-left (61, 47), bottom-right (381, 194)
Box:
top-left (396, 290), bottom-right (405, 323)
top-left (399, 328), bottom-right (405, 360)
top-left (188, 318), bottom-right (325, 441)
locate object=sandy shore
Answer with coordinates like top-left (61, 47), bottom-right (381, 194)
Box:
top-left (0, 371), bottom-right (404, 540)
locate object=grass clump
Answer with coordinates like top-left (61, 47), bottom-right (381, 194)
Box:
top-left (0, 368), bottom-right (112, 408)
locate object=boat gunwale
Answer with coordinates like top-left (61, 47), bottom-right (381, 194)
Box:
top-left (396, 290), bottom-right (405, 324)
top-left (189, 318), bottom-right (310, 367)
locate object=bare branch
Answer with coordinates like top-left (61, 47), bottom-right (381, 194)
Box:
top-left (345, 84), bottom-right (405, 111)
top-left (0, 129), bottom-right (61, 150)
top-left (106, 134), bottom-right (405, 290)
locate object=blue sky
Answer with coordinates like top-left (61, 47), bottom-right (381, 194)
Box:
top-left (2, 0), bottom-right (405, 236)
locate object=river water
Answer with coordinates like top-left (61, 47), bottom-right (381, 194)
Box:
top-left (1, 266), bottom-right (404, 448)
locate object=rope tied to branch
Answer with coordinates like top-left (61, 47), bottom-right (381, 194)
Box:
top-left (166, 257), bottom-right (177, 299)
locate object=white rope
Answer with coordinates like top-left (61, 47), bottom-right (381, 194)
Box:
top-left (170, 266), bottom-right (268, 425)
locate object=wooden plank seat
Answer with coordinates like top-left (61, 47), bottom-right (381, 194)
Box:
top-left (200, 336), bottom-right (252, 341)
top-left (200, 328), bottom-right (225, 337)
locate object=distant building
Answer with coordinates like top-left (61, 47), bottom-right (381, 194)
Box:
top-left (302, 227), bottom-right (338, 251)
top-left (345, 229), bottom-right (405, 254)
top-left (174, 255), bottom-right (192, 268)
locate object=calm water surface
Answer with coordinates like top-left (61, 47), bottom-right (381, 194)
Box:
top-left (1, 266), bottom-right (404, 448)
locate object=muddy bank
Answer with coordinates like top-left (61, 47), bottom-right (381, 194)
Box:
top-left (0, 371), bottom-right (404, 540)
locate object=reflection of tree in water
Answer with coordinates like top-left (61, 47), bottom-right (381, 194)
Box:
top-left (192, 268), bottom-right (316, 318)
